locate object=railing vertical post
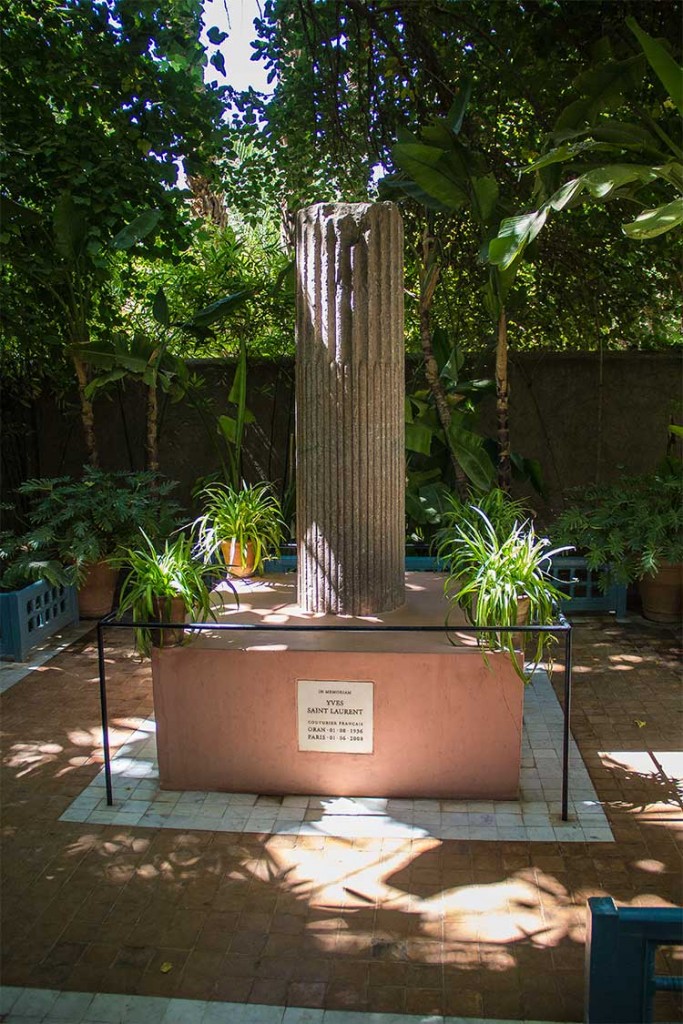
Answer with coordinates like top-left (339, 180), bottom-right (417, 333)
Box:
top-left (97, 621), bottom-right (113, 806)
top-left (561, 621), bottom-right (572, 822)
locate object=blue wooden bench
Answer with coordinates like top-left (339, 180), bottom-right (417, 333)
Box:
top-left (585, 896), bottom-right (683, 1022)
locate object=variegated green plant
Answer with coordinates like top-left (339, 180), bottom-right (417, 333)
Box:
top-left (114, 530), bottom-right (233, 656)
top-left (192, 482), bottom-right (285, 574)
top-left (441, 508), bottom-right (570, 682)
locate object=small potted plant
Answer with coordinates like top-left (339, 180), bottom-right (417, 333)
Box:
top-left (114, 530), bottom-right (234, 657)
top-left (192, 482), bottom-right (285, 577)
top-left (553, 462), bottom-right (682, 622)
top-left (17, 468), bottom-right (182, 616)
top-left (437, 506), bottom-right (569, 682)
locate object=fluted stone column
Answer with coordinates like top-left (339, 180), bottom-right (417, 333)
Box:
top-left (296, 202), bottom-right (404, 615)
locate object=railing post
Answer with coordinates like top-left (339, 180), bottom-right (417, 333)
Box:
top-left (585, 897), bottom-right (655, 1023)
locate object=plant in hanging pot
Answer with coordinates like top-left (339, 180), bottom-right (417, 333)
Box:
top-left (437, 507), bottom-right (570, 682)
top-left (114, 531), bottom-right (235, 657)
top-left (192, 482), bottom-right (285, 578)
top-left (17, 469), bottom-right (182, 616)
top-left (553, 462), bottom-right (683, 622)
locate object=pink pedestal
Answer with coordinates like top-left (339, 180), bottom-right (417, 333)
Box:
top-left (151, 574), bottom-right (524, 800)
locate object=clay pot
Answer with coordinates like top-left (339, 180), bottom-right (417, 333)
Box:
top-left (78, 560), bottom-right (119, 618)
top-left (151, 595), bottom-right (187, 648)
top-left (221, 539), bottom-right (257, 578)
top-left (639, 562), bottom-right (682, 623)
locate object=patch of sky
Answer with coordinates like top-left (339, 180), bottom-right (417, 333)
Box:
top-left (202, 0), bottom-right (272, 94)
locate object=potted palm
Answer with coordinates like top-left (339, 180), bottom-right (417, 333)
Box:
top-left (437, 507), bottom-right (569, 682)
top-left (553, 462), bottom-right (683, 622)
top-left (17, 469), bottom-right (182, 616)
top-left (114, 531), bottom-right (234, 657)
top-left (192, 482), bottom-right (285, 577)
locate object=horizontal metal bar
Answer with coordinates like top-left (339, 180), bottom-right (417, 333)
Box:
top-left (98, 614), bottom-right (571, 635)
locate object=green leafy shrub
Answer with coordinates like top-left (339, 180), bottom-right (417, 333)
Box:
top-left (16, 468), bottom-right (182, 585)
top-left (553, 463), bottom-right (683, 586)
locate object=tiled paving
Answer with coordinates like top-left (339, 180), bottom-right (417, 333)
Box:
top-left (0, 621), bottom-right (94, 695)
top-left (1, 615), bottom-right (681, 1022)
top-left (0, 985), bottom-right (573, 1022)
top-left (58, 670), bottom-right (612, 843)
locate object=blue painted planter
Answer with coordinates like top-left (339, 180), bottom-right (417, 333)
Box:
top-left (551, 555), bottom-right (627, 618)
top-left (264, 553), bottom-right (627, 618)
top-left (0, 580), bottom-right (79, 662)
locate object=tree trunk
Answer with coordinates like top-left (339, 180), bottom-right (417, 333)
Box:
top-left (419, 233), bottom-right (469, 501)
top-left (147, 381), bottom-right (159, 473)
top-left (72, 352), bottom-right (98, 468)
top-left (495, 308), bottom-right (511, 492)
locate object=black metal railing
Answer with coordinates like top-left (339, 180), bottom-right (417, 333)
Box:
top-left (96, 613), bottom-right (573, 818)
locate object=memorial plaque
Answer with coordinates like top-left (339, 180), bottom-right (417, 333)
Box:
top-left (297, 680), bottom-right (374, 753)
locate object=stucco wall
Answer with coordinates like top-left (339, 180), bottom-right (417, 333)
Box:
top-left (2, 352), bottom-right (680, 519)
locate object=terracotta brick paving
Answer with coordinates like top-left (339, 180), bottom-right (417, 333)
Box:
top-left (1, 616), bottom-right (681, 1021)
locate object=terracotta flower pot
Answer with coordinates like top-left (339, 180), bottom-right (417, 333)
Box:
top-left (78, 560), bottom-right (119, 618)
top-left (639, 562), bottom-right (682, 623)
top-left (151, 595), bottom-right (187, 648)
top-left (221, 539), bottom-right (257, 578)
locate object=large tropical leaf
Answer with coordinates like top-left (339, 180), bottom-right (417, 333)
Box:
top-left (152, 287), bottom-right (170, 327)
top-left (379, 173), bottom-right (455, 213)
top-left (555, 54), bottom-right (645, 132)
top-left (183, 290), bottom-right (251, 330)
top-left (405, 421), bottom-right (433, 456)
top-left (53, 192), bottom-right (87, 260)
top-left (447, 420), bottom-right (495, 491)
top-left (0, 195), bottom-right (41, 228)
top-left (622, 198), bottom-right (683, 239)
top-left (392, 143), bottom-right (467, 209)
top-left (627, 17), bottom-right (683, 116)
top-left (111, 209), bottom-right (161, 250)
top-left (446, 78), bottom-right (472, 136)
top-left (472, 173), bottom-right (499, 224)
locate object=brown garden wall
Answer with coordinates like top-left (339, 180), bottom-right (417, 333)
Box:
top-left (2, 352), bottom-right (680, 519)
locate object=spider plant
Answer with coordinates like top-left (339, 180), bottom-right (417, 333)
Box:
top-left (441, 507), bottom-right (570, 682)
top-left (434, 488), bottom-right (532, 561)
top-left (114, 530), bottom-right (233, 656)
top-left (192, 482), bottom-right (285, 576)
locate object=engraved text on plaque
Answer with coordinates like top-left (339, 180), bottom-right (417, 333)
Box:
top-left (297, 680), bottom-right (374, 753)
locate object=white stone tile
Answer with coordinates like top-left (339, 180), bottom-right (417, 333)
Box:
top-left (497, 827), bottom-right (530, 841)
top-left (161, 999), bottom-right (208, 1024)
top-left (211, 1004), bottom-right (283, 1023)
top-left (121, 996), bottom-right (169, 1023)
top-left (0, 988), bottom-right (24, 1014)
top-left (56, 669), bottom-right (612, 843)
top-left (49, 991), bottom-right (95, 1021)
top-left (282, 1009), bottom-right (325, 1024)
top-left (82, 992), bottom-right (127, 1022)
top-left (526, 827), bottom-right (558, 842)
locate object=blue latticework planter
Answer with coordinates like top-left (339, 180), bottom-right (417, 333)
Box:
top-left (0, 580), bottom-right (79, 661)
top-left (551, 555), bottom-right (627, 618)
top-left (265, 553), bottom-right (627, 618)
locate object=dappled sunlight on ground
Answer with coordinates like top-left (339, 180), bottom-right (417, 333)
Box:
top-left (0, 614), bottom-right (681, 1018)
